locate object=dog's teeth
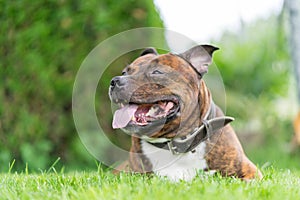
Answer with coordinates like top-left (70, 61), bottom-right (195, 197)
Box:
top-left (147, 106), bottom-right (159, 117)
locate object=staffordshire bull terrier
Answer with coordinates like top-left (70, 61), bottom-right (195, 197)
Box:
top-left (109, 45), bottom-right (262, 181)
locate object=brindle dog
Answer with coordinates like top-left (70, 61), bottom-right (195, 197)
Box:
top-left (109, 45), bottom-right (262, 181)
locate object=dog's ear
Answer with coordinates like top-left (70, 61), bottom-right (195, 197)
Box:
top-left (140, 47), bottom-right (158, 56)
top-left (179, 45), bottom-right (219, 76)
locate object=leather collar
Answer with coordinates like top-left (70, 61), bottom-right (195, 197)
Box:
top-left (146, 101), bottom-right (234, 154)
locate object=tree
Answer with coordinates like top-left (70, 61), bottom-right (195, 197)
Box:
top-left (0, 0), bottom-right (164, 171)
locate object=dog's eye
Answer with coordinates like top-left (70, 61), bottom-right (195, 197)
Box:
top-left (152, 70), bottom-right (163, 75)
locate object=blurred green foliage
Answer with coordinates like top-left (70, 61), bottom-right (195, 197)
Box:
top-left (215, 16), bottom-right (289, 98)
top-left (0, 0), bottom-right (164, 171)
top-left (213, 15), bottom-right (291, 129)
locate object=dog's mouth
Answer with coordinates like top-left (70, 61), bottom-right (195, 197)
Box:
top-left (112, 99), bottom-right (180, 129)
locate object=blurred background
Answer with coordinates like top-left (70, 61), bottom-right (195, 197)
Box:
top-left (1, 0), bottom-right (300, 172)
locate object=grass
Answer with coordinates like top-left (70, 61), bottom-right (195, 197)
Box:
top-left (0, 167), bottom-right (299, 200)
top-left (1, 134), bottom-right (299, 200)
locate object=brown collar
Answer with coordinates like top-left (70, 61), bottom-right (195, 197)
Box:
top-left (146, 101), bottom-right (234, 154)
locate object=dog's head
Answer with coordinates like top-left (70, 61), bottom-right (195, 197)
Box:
top-left (109, 45), bottom-right (218, 138)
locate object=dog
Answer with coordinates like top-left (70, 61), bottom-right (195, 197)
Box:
top-left (109, 45), bottom-right (262, 181)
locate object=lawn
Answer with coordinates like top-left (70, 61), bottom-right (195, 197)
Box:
top-left (1, 137), bottom-right (299, 200)
top-left (0, 167), bottom-right (299, 200)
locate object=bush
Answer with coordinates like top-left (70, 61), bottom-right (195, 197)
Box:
top-left (0, 0), bottom-right (164, 171)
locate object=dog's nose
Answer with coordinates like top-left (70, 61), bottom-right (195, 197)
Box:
top-left (110, 76), bottom-right (124, 89)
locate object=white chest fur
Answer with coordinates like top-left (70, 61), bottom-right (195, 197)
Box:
top-left (141, 140), bottom-right (209, 181)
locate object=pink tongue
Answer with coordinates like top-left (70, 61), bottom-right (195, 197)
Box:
top-left (112, 105), bottom-right (138, 129)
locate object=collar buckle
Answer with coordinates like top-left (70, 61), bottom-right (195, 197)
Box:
top-left (167, 141), bottom-right (180, 155)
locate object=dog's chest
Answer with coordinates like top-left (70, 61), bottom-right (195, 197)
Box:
top-left (141, 140), bottom-right (208, 181)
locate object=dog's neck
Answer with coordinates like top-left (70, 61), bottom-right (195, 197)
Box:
top-left (142, 80), bottom-right (234, 154)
